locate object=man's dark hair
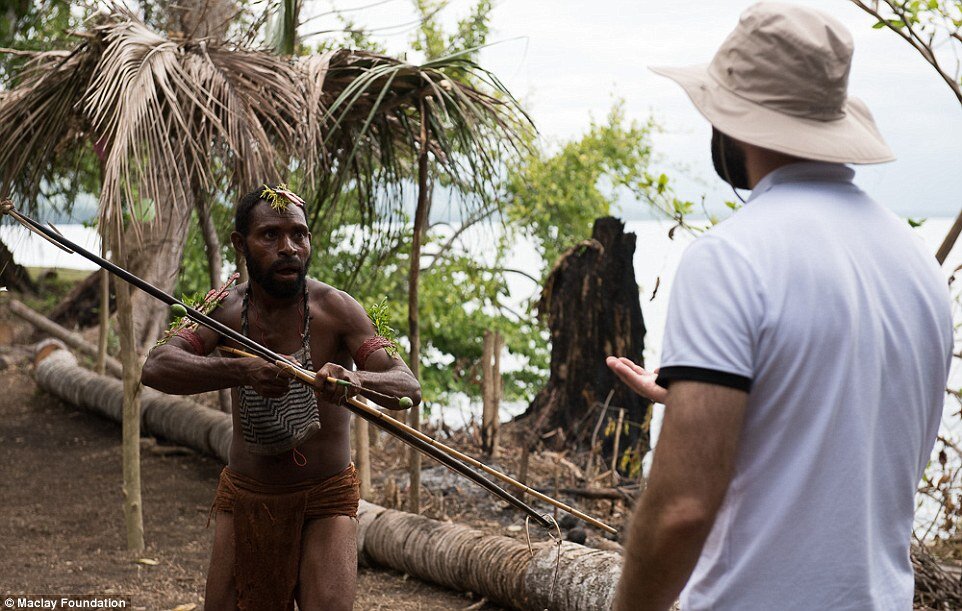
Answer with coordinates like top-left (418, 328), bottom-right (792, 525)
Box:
top-left (235, 187), bottom-right (266, 236)
top-left (236, 184), bottom-right (309, 236)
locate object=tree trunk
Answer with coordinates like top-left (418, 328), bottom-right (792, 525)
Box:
top-left (109, 225), bottom-right (145, 552)
top-left (481, 330), bottom-right (504, 458)
top-left (0, 236), bottom-right (35, 294)
top-left (34, 348), bottom-right (231, 462)
top-left (523, 217), bottom-right (650, 473)
top-left (406, 104), bottom-right (431, 514)
top-left (197, 197), bottom-right (223, 289)
top-left (195, 195), bottom-right (231, 412)
top-left (123, 210), bottom-right (192, 351)
top-left (153, 0), bottom-right (237, 39)
top-left (357, 503), bottom-right (621, 610)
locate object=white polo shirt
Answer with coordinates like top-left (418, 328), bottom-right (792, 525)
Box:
top-left (656, 162), bottom-right (953, 610)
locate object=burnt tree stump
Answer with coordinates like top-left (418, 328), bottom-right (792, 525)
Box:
top-left (0, 236), bottom-right (35, 294)
top-left (523, 217), bottom-right (650, 471)
top-left (48, 270), bottom-right (115, 330)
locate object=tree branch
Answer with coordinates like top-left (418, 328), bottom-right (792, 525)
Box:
top-left (422, 203), bottom-right (499, 272)
top-left (849, 0), bottom-right (962, 104)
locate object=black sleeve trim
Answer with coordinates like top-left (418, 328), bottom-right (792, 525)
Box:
top-left (656, 366), bottom-right (752, 392)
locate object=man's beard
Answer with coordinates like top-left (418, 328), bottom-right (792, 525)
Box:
top-left (246, 253), bottom-right (308, 299)
top-left (711, 128), bottom-right (750, 190)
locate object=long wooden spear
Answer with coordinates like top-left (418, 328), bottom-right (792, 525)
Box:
top-left (1, 200), bottom-right (617, 534)
top-left (218, 345), bottom-right (618, 534)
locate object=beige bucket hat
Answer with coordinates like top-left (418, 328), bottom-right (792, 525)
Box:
top-left (651, 1), bottom-right (894, 164)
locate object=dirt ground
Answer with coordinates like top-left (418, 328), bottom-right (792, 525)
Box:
top-left (0, 359), bottom-right (510, 610)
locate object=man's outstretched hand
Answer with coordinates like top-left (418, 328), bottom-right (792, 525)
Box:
top-left (606, 356), bottom-right (668, 404)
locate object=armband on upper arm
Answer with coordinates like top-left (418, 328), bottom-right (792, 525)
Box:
top-left (354, 336), bottom-right (395, 370)
top-left (175, 328), bottom-right (206, 356)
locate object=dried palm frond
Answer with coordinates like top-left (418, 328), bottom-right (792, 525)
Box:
top-left (85, 10), bottom-right (308, 234)
top-left (0, 46), bottom-right (98, 208)
top-left (0, 7), bottom-right (528, 288)
top-left (0, 7), bottom-right (302, 234)
top-left (294, 47), bottom-right (531, 285)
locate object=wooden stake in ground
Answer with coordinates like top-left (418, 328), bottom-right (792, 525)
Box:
top-left (481, 330), bottom-right (504, 458)
top-left (96, 225), bottom-right (110, 376)
top-left (110, 221), bottom-right (144, 552)
top-left (610, 408), bottom-right (625, 486)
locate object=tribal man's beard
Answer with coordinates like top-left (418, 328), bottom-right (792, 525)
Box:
top-left (246, 255), bottom-right (308, 298)
top-left (711, 128), bottom-right (750, 191)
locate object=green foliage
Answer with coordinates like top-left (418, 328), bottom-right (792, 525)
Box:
top-left (0, 0), bottom-right (79, 82)
top-left (175, 213), bottom-right (214, 299)
top-left (174, 197), bottom-right (234, 299)
top-left (156, 289), bottom-right (207, 346)
top-left (411, 0), bottom-right (493, 62)
top-left (21, 267), bottom-right (87, 313)
top-left (300, 98), bottom-right (684, 404)
top-left (619, 446), bottom-right (644, 479)
top-left (306, 222), bottom-right (547, 403)
top-left (504, 103), bottom-right (693, 271)
top-left (366, 298), bottom-right (401, 357)
top-left (7, 1), bottom-right (689, 415)
top-left (0, 1), bottom-right (101, 217)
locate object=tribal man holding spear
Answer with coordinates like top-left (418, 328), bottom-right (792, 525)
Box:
top-left (141, 185), bottom-right (421, 611)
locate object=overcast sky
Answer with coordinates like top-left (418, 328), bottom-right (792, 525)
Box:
top-left (303, 0), bottom-right (962, 219)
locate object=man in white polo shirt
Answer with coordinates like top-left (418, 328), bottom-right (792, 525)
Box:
top-left (606, 3), bottom-right (953, 610)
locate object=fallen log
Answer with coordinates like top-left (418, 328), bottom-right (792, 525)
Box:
top-left (32, 344), bottom-right (623, 611)
top-left (9, 298), bottom-right (122, 377)
top-left (34, 346), bottom-right (230, 460)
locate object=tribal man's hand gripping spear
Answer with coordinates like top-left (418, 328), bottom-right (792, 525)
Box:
top-left (1, 199), bottom-right (616, 536)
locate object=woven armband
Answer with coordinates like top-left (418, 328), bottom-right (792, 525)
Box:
top-left (354, 336), bottom-right (394, 370)
top-left (175, 328), bottom-right (206, 355)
